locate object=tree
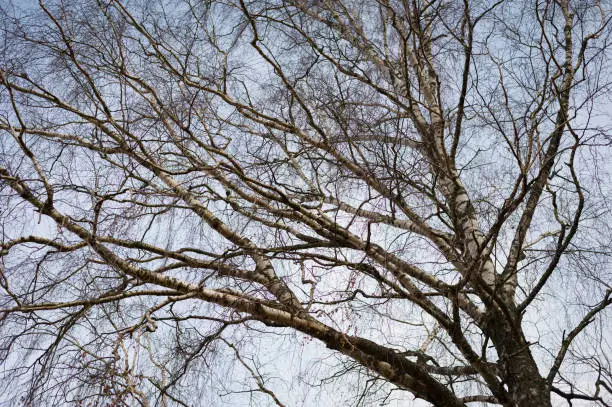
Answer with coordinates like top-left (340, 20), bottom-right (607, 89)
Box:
top-left (0, 0), bottom-right (610, 405)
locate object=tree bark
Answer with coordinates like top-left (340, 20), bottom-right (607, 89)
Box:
top-left (487, 312), bottom-right (552, 407)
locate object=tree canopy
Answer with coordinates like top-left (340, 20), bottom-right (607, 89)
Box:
top-left (0, 0), bottom-right (611, 406)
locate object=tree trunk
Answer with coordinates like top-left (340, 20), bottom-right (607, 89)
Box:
top-left (488, 313), bottom-right (551, 407)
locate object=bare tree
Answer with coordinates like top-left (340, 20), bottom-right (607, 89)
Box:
top-left (0, 0), bottom-right (610, 406)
